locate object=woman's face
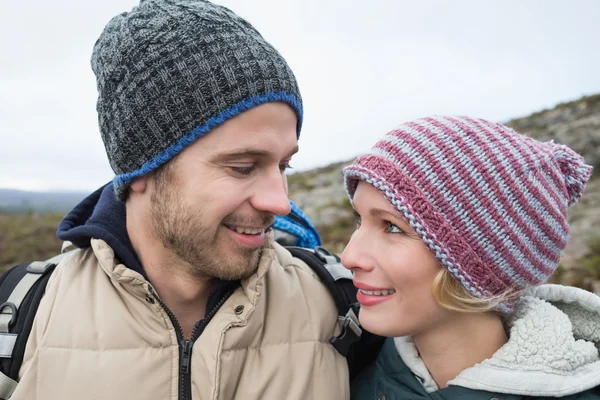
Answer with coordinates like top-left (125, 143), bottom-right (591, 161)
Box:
top-left (341, 181), bottom-right (456, 337)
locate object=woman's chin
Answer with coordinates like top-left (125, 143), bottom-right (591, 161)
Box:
top-left (359, 309), bottom-right (406, 338)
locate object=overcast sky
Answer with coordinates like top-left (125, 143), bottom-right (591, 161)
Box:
top-left (1, 0), bottom-right (599, 192)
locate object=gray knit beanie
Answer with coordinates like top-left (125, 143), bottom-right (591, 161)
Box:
top-left (91, 0), bottom-right (303, 200)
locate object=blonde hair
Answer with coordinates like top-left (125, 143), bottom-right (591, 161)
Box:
top-left (432, 269), bottom-right (520, 313)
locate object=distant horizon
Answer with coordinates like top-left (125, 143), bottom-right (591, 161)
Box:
top-left (0, 187), bottom-right (92, 194)
top-left (2, 90), bottom-right (598, 193)
top-left (4, 0), bottom-right (599, 193)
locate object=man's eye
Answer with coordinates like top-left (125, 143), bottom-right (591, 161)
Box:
top-left (280, 162), bottom-right (293, 172)
top-left (232, 166), bottom-right (255, 175)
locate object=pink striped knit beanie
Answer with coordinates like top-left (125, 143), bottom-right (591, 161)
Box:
top-left (343, 116), bottom-right (592, 312)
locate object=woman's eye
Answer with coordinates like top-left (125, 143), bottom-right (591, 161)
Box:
top-left (353, 211), bottom-right (362, 228)
top-left (385, 221), bottom-right (404, 234)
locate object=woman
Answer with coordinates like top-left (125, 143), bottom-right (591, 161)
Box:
top-left (342, 115), bottom-right (600, 399)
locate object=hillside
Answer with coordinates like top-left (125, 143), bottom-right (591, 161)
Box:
top-left (0, 94), bottom-right (599, 292)
top-left (287, 94), bottom-right (600, 293)
top-left (0, 189), bottom-right (88, 213)
top-left (0, 213), bottom-right (65, 269)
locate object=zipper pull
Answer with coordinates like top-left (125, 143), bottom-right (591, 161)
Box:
top-left (180, 340), bottom-right (193, 374)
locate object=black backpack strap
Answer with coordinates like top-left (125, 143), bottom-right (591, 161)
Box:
top-left (285, 246), bottom-right (362, 356)
top-left (0, 253), bottom-right (65, 399)
top-left (286, 245), bottom-right (386, 381)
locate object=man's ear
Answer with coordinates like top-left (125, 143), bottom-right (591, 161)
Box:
top-left (130, 175), bottom-right (148, 193)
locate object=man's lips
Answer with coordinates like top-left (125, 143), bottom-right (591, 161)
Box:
top-left (225, 225), bottom-right (266, 235)
top-left (224, 225), bottom-right (266, 248)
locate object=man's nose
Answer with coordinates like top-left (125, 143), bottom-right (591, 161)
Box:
top-left (250, 169), bottom-right (292, 217)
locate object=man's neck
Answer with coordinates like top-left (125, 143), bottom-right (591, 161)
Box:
top-left (146, 259), bottom-right (214, 339)
top-left (127, 204), bottom-right (213, 339)
top-left (413, 311), bottom-right (508, 389)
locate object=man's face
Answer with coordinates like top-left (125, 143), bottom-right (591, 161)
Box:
top-left (150, 102), bottom-right (298, 280)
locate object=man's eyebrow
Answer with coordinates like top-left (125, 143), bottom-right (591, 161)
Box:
top-left (214, 145), bottom-right (299, 160)
top-left (218, 148), bottom-right (270, 159)
top-left (287, 145), bottom-right (300, 158)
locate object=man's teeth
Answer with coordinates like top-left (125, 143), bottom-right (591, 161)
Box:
top-left (360, 289), bottom-right (396, 296)
top-left (233, 227), bottom-right (262, 235)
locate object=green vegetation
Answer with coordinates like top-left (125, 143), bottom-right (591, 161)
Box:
top-left (318, 215), bottom-right (354, 254)
top-left (0, 211), bottom-right (598, 293)
top-left (287, 160), bottom-right (349, 192)
top-left (582, 237), bottom-right (600, 270)
top-left (317, 197), bottom-right (355, 254)
top-left (552, 236), bottom-right (600, 291)
top-left (507, 93), bottom-right (600, 124)
top-left (287, 173), bottom-right (316, 191)
top-left (546, 236), bottom-right (600, 292)
top-left (0, 213), bottom-right (65, 272)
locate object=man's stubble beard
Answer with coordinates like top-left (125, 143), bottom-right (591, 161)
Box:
top-left (150, 165), bottom-right (264, 281)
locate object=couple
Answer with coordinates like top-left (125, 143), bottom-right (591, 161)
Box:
top-left (12, 0), bottom-right (600, 399)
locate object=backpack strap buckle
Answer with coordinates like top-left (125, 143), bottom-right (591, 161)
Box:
top-left (26, 261), bottom-right (55, 274)
top-left (0, 303), bottom-right (18, 333)
top-left (330, 304), bottom-right (362, 357)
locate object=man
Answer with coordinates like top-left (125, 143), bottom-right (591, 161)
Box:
top-left (12, 0), bottom-right (349, 398)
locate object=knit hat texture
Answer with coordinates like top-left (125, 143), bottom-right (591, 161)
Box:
top-left (91, 0), bottom-right (303, 200)
top-left (343, 116), bottom-right (592, 312)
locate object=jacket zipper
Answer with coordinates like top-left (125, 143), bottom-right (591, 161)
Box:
top-left (180, 339), bottom-right (193, 400)
top-left (149, 285), bottom-right (236, 400)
